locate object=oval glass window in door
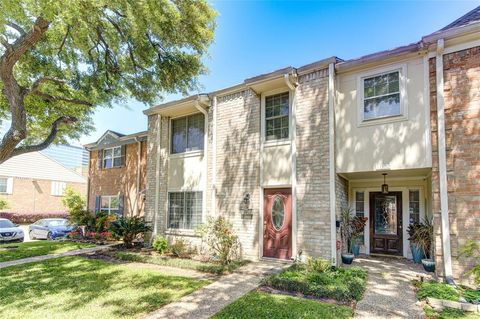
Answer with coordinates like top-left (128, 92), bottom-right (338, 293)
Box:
top-left (272, 196), bottom-right (285, 230)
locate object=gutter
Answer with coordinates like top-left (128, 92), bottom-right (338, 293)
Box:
top-left (328, 63), bottom-right (337, 266)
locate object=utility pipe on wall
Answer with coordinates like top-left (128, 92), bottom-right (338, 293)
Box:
top-left (328, 63), bottom-right (337, 266)
top-left (435, 38), bottom-right (453, 279)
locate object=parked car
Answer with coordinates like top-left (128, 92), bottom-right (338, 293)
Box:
top-left (29, 218), bottom-right (76, 240)
top-left (0, 218), bottom-right (24, 243)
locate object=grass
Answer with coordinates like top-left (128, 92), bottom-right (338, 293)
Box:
top-left (212, 291), bottom-right (353, 319)
top-left (414, 280), bottom-right (480, 303)
top-left (0, 256), bottom-right (210, 319)
top-left (424, 305), bottom-right (480, 319)
top-left (112, 251), bottom-right (248, 274)
top-left (264, 263), bottom-right (367, 302)
top-left (0, 241), bottom-right (95, 262)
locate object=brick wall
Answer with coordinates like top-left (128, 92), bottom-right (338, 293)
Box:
top-left (430, 47), bottom-right (480, 283)
top-left (295, 68), bottom-right (332, 259)
top-left (88, 141), bottom-right (147, 216)
top-left (0, 178), bottom-right (85, 213)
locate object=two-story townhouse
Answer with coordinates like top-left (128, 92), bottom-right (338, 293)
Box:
top-left (85, 130), bottom-right (147, 217)
top-left (142, 6), bottom-right (480, 283)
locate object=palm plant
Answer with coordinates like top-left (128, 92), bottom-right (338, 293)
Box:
top-left (109, 217), bottom-right (152, 248)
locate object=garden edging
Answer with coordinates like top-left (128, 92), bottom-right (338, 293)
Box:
top-left (427, 297), bottom-right (480, 313)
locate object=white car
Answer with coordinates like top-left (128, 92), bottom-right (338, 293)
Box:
top-left (0, 218), bottom-right (24, 243)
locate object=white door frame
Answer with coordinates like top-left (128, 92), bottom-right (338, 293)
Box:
top-left (351, 186), bottom-right (425, 258)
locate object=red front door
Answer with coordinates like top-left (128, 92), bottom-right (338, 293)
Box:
top-left (263, 188), bottom-right (292, 259)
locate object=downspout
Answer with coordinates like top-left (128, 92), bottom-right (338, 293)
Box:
top-left (194, 101), bottom-right (209, 222)
top-left (328, 63), bottom-right (337, 266)
top-left (153, 115), bottom-right (162, 236)
top-left (435, 38), bottom-right (453, 279)
top-left (284, 72), bottom-right (298, 259)
top-left (211, 96), bottom-right (217, 217)
top-left (134, 138), bottom-right (141, 216)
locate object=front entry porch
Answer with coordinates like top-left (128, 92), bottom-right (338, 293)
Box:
top-left (340, 168), bottom-right (432, 260)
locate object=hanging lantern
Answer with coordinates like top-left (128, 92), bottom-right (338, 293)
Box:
top-left (381, 173), bottom-right (389, 194)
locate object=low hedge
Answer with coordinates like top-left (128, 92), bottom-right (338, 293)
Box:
top-left (0, 211), bottom-right (69, 224)
top-left (264, 263), bottom-right (367, 302)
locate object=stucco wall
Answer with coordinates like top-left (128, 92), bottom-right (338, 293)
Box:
top-left (168, 154), bottom-right (204, 191)
top-left (262, 144), bottom-right (291, 186)
top-left (336, 57), bottom-right (430, 173)
top-left (88, 141), bottom-right (147, 217)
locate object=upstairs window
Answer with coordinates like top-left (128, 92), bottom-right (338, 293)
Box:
top-left (102, 146), bottom-right (123, 169)
top-left (171, 114), bottom-right (204, 154)
top-left (362, 70), bottom-right (401, 121)
top-left (265, 92), bottom-right (289, 141)
top-left (51, 181), bottom-right (66, 196)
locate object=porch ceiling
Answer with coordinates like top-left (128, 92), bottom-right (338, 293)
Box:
top-left (339, 167), bottom-right (432, 181)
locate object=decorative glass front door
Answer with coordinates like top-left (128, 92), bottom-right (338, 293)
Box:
top-left (370, 192), bottom-right (403, 255)
top-left (263, 188), bottom-right (292, 259)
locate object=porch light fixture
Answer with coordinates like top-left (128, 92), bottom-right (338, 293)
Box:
top-left (381, 173), bottom-right (389, 194)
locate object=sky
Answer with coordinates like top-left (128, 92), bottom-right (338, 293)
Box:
top-left (79, 0), bottom-right (479, 145)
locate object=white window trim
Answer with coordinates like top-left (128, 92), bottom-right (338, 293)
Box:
top-left (357, 63), bottom-right (408, 127)
top-left (100, 195), bottom-right (120, 215)
top-left (169, 112), bottom-right (205, 155)
top-left (51, 181), bottom-right (66, 196)
top-left (0, 177), bottom-right (12, 195)
top-left (166, 190), bottom-right (203, 231)
top-left (261, 88), bottom-right (292, 147)
top-left (102, 146), bottom-right (123, 169)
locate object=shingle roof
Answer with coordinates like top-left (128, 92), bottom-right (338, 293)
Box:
top-left (441, 5), bottom-right (480, 31)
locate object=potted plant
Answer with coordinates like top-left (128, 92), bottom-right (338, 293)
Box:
top-left (340, 208), bottom-right (355, 264)
top-left (417, 218), bottom-right (435, 272)
top-left (407, 223), bottom-right (425, 264)
top-left (351, 216), bottom-right (368, 257)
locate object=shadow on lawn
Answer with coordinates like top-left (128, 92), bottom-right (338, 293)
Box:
top-left (0, 256), bottom-right (206, 318)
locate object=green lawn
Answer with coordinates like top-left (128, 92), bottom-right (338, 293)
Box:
top-left (0, 256), bottom-right (210, 319)
top-left (0, 241), bottom-right (95, 262)
top-left (112, 251), bottom-right (248, 274)
top-left (212, 291), bottom-right (353, 319)
top-left (424, 306), bottom-right (480, 319)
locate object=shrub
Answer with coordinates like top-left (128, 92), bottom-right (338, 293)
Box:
top-left (197, 216), bottom-right (239, 265)
top-left (459, 240), bottom-right (480, 285)
top-left (0, 211), bottom-right (68, 224)
top-left (306, 257), bottom-right (331, 273)
top-left (265, 263), bottom-right (367, 302)
top-left (415, 280), bottom-right (460, 301)
top-left (109, 216), bottom-right (151, 248)
top-left (169, 238), bottom-right (194, 258)
top-left (152, 236), bottom-right (168, 254)
top-left (0, 198), bottom-right (8, 210)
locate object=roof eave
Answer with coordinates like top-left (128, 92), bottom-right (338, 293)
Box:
top-left (422, 21), bottom-right (480, 44)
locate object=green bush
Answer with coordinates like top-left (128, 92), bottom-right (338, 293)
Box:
top-left (306, 257), bottom-right (331, 273)
top-left (152, 236), bottom-right (168, 254)
top-left (0, 198), bottom-right (9, 210)
top-left (109, 216), bottom-right (152, 248)
top-left (169, 239), bottom-right (192, 258)
top-left (459, 240), bottom-right (480, 286)
top-left (415, 280), bottom-right (460, 301)
top-left (62, 187), bottom-right (93, 226)
top-left (265, 263), bottom-right (367, 301)
top-left (197, 216), bottom-right (239, 265)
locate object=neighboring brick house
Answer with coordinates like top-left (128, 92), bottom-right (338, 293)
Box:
top-left (0, 151), bottom-right (86, 213)
top-left (137, 6), bottom-right (480, 283)
top-left (84, 130), bottom-right (147, 217)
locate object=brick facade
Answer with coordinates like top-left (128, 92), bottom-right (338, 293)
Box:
top-left (88, 141), bottom-right (147, 216)
top-left (0, 178), bottom-right (85, 213)
top-left (430, 47), bottom-right (480, 282)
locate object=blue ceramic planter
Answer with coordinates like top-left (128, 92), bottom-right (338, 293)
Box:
top-left (341, 253), bottom-right (354, 265)
top-left (410, 244), bottom-right (425, 264)
top-left (352, 243), bottom-right (360, 257)
top-left (422, 259), bottom-right (436, 272)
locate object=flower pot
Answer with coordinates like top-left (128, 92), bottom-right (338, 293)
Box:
top-left (341, 253), bottom-right (354, 265)
top-left (352, 243), bottom-right (361, 257)
top-left (410, 243), bottom-right (425, 264)
top-left (422, 259), bottom-right (436, 272)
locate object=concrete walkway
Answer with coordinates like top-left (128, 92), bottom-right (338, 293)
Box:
top-left (353, 257), bottom-right (433, 319)
top-left (0, 244), bottom-right (114, 269)
top-left (143, 259), bottom-right (288, 319)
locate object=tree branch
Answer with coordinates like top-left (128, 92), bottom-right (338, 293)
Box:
top-left (7, 22), bottom-right (27, 37)
top-left (30, 90), bottom-right (93, 106)
top-left (57, 25), bottom-right (71, 54)
top-left (10, 116), bottom-right (78, 157)
top-left (30, 76), bottom-right (66, 92)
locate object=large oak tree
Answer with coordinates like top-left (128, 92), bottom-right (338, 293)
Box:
top-left (0, 0), bottom-right (216, 163)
